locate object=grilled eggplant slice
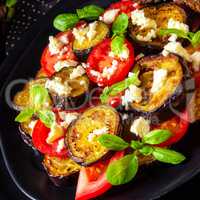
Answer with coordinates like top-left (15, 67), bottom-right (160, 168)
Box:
top-left (43, 155), bottom-right (81, 186)
top-left (13, 78), bottom-right (49, 111)
top-left (73, 21), bottom-right (109, 61)
top-left (129, 3), bottom-right (187, 49)
top-left (129, 54), bottom-right (184, 114)
top-left (65, 105), bottom-right (121, 166)
top-left (46, 67), bottom-right (89, 109)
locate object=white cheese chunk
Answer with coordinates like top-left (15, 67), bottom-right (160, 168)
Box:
top-left (59, 112), bottom-right (79, 129)
top-left (102, 60), bottom-right (118, 79)
top-left (48, 36), bottom-right (64, 55)
top-left (59, 35), bottom-right (69, 44)
top-left (131, 9), bottom-right (157, 30)
top-left (54, 60), bottom-right (78, 72)
top-left (100, 9), bottom-right (120, 24)
top-left (162, 41), bottom-right (191, 62)
top-left (130, 117), bottom-right (150, 138)
top-left (70, 65), bottom-right (86, 79)
top-left (72, 27), bottom-right (87, 43)
top-left (87, 127), bottom-right (108, 142)
top-left (151, 69), bottom-right (167, 94)
top-left (190, 51), bottom-right (200, 72)
top-left (167, 18), bottom-right (189, 33)
top-left (168, 34), bottom-right (178, 42)
top-left (87, 21), bottom-right (97, 41)
top-left (45, 77), bottom-right (72, 96)
top-left (56, 138), bottom-right (65, 153)
top-left (122, 84), bottom-right (143, 107)
top-left (28, 120), bottom-right (38, 136)
top-left (136, 29), bottom-right (156, 42)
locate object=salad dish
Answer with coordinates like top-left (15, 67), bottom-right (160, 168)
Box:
top-left (1, 0), bottom-right (200, 200)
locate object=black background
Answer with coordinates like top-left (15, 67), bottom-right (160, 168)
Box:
top-left (0, 0), bottom-right (200, 199)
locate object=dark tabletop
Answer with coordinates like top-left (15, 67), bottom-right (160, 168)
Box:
top-left (0, 0), bottom-right (199, 199)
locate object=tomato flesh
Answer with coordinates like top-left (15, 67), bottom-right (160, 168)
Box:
top-left (155, 111), bottom-right (189, 147)
top-left (87, 38), bottom-right (134, 87)
top-left (40, 31), bottom-right (77, 77)
top-left (75, 151), bottom-right (124, 200)
top-left (32, 120), bottom-right (67, 158)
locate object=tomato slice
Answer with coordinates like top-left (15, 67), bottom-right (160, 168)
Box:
top-left (75, 151), bottom-right (124, 200)
top-left (40, 31), bottom-right (77, 77)
top-left (32, 120), bottom-right (67, 158)
top-left (154, 110), bottom-right (189, 147)
top-left (87, 38), bottom-right (134, 87)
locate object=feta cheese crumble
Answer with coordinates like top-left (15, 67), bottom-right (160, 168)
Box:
top-left (56, 138), bottom-right (65, 153)
top-left (59, 112), bottom-right (79, 129)
top-left (102, 60), bottom-right (118, 79)
top-left (45, 77), bottom-right (72, 96)
top-left (151, 69), bottom-right (167, 94)
top-left (131, 9), bottom-right (157, 30)
top-left (130, 117), bottom-right (150, 138)
top-left (28, 120), bottom-right (38, 136)
top-left (87, 21), bottom-right (98, 41)
top-left (54, 60), bottom-right (78, 72)
top-left (190, 51), bottom-right (200, 72)
top-left (48, 36), bottom-right (64, 55)
top-left (162, 41), bottom-right (191, 62)
top-left (136, 29), bottom-right (157, 42)
top-left (167, 18), bottom-right (189, 33)
top-left (70, 65), bottom-right (86, 79)
top-left (87, 127), bottom-right (108, 142)
top-left (100, 9), bottom-right (120, 24)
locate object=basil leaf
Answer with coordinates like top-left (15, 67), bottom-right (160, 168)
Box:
top-left (98, 134), bottom-right (129, 151)
top-left (139, 145), bottom-right (154, 156)
top-left (29, 85), bottom-right (49, 110)
top-left (111, 35), bottom-right (125, 56)
top-left (6, 0), bottom-right (17, 7)
top-left (159, 29), bottom-right (190, 40)
top-left (130, 140), bottom-right (144, 150)
top-left (152, 147), bottom-right (186, 165)
top-left (76, 5), bottom-right (104, 20)
top-left (53, 13), bottom-right (79, 32)
top-left (112, 13), bottom-right (129, 35)
top-left (191, 30), bottom-right (200, 47)
top-left (38, 110), bottom-right (55, 128)
top-left (15, 107), bottom-right (34, 123)
top-left (142, 129), bottom-right (172, 145)
top-left (106, 154), bottom-right (138, 185)
top-left (100, 72), bottom-right (141, 103)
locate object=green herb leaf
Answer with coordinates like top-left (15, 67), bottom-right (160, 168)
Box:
top-left (191, 30), bottom-right (200, 47)
top-left (98, 134), bottom-right (129, 151)
top-left (142, 129), bottom-right (172, 145)
top-left (53, 13), bottom-right (79, 32)
top-left (139, 145), bottom-right (154, 156)
top-left (15, 107), bottom-right (34, 123)
top-left (106, 154), bottom-right (138, 185)
top-left (100, 72), bottom-right (141, 103)
top-left (112, 13), bottom-right (129, 35)
top-left (29, 85), bottom-right (49, 110)
top-left (38, 110), bottom-right (55, 128)
top-left (6, 0), bottom-right (17, 7)
top-left (76, 5), bottom-right (104, 20)
top-left (152, 147), bottom-right (186, 165)
top-left (111, 35), bottom-right (125, 56)
top-left (130, 140), bottom-right (144, 150)
top-left (159, 29), bottom-right (189, 40)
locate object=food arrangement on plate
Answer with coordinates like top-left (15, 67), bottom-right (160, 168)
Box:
top-left (12, 0), bottom-right (200, 199)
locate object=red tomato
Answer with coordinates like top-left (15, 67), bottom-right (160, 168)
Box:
top-left (155, 110), bottom-right (189, 147)
top-left (75, 151), bottom-right (124, 200)
top-left (40, 31), bottom-right (77, 76)
top-left (108, 96), bottom-right (122, 108)
top-left (86, 38), bottom-right (134, 87)
top-left (194, 72), bottom-right (200, 88)
top-left (32, 120), bottom-right (67, 158)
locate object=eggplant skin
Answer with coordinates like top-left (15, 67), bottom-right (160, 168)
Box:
top-left (19, 124), bottom-right (33, 148)
top-left (65, 105), bottom-right (121, 166)
top-left (128, 3), bottom-right (187, 49)
top-left (47, 67), bottom-right (90, 110)
top-left (43, 155), bottom-right (81, 181)
top-left (73, 21), bottom-right (110, 61)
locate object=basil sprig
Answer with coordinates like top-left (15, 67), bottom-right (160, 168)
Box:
top-left (53, 4), bottom-right (104, 31)
top-left (159, 28), bottom-right (200, 47)
top-left (100, 71), bottom-right (141, 103)
top-left (111, 13), bottom-right (129, 57)
top-left (15, 85), bottom-right (55, 128)
top-left (76, 5), bottom-right (104, 20)
top-left (98, 129), bottom-right (186, 185)
top-left (6, 0), bottom-right (17, 8)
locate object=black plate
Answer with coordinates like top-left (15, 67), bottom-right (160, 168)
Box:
top-left (0, 0), bottom-right (200, 200)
